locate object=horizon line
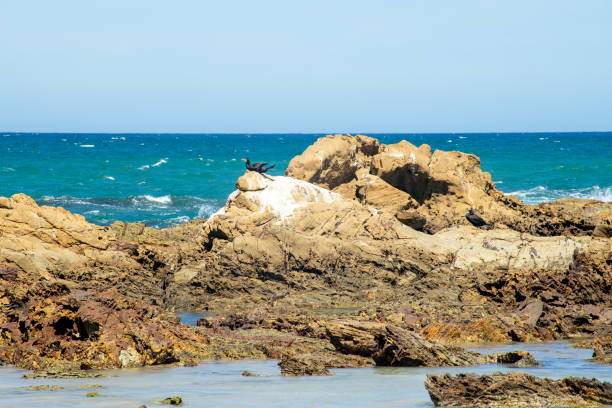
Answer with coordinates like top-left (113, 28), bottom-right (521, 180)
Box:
top-left (2, 130), bottom-right (612, 135)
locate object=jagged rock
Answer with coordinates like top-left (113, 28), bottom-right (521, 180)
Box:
top-left (574, 337), bottom-right (612, 364)
top-left (286, 134), bottom-right (612, 236)
top-left (325, 320), bottom-right (484, 367)
top-left (486, 350), bottom-right (541, 367)
top-left (278, 354), bottom-right (332, 376)
top-left (425, 372), bottom-right (612, 407)
top-left (333, 173), bottom-right (420, 227)
top-left (285, 134), bottom-right (378, 190)
top-left (0, 284), bottom-right (211, 370)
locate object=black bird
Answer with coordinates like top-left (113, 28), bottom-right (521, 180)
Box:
top-left (242, 158), bottom-right (275, 174)
top-left (466, 209), bottom-right (487, 227)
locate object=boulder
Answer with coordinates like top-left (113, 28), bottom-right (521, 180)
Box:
top-left (369, 140), bottom-right (432, 201)
top-left (425, 372), bottom-right (612, 407)
top-left (235, 171), bottom-right (269, 191)
top-left (485, 350), bottom-right (541, 367)
top-left (285, 134), bottom-right (378, 190)
top-left (325, 320), bottom-right (485, 367)
top-left (278, 354), bottom-right (332, 376)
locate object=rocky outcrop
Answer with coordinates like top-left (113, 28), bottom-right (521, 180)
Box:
top-left (574, 337), bottom-right (612, 364)
top-left (285, 134), bottom-right (612, 236)
top-left (285, 134), bottom-right (379, 190)
top-left (485, 350), bottom-right (541, 367)
top-left (425, 372), bottom-right (612, 407)
top-left (0, 281), bottom-right (211, 370)
top-left (324, 320), bottom-right (540, 368)
top-left (325, 320), bottom-right (485, 367)
top-left (278, 354), bottom-right (332, 376)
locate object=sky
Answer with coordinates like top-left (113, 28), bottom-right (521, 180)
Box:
top-left (1, 1), bottom-right (611, 133)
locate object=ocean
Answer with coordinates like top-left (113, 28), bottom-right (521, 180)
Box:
top-left (1, 132), bottom-right (611, 229)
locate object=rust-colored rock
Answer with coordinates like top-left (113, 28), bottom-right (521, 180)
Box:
top-left (0, 282), bottom-right (210, 370)
top-left (425, 372), bottom-right (612, 407)
top-left (278, 354), bottom-right (332, 376)
top-left (325, 320), bottom-right (484, 367)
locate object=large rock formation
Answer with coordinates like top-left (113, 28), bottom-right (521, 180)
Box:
top-left (425, 372), bottom-right (612, 407)
top-left (285, 134), bottom-right (612, 236)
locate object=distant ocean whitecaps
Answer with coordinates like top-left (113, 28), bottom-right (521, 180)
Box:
top-left (137, 157), bottom-right (168, 170)
top-left (508, 185), bottom-right (612, 204)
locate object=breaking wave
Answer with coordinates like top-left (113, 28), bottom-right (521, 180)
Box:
top-left (507, 185), bottom-right (612, 205)
top-left (35, 195), bottom-right (223, 229)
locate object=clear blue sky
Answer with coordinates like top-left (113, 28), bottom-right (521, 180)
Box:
top-left (1, 1), bottom-right (611, 133)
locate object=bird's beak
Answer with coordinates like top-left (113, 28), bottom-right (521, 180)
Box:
top-left (241, 158), bottom-right (247, 162)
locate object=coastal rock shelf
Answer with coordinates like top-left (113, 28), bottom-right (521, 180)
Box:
top-left (1, 134), bottom-right (611, 387)
top-left (425, 371), bottom-right (612, 408)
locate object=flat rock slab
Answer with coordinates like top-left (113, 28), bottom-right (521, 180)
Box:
top-left (425, 371), bottom-right (612, 407)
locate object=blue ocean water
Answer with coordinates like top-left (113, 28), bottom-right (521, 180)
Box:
top-left (1, 132), bottom-right (611, 228)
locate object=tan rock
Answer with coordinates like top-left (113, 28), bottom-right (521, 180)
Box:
top-left (370, 140), bottom-right (432, 201)
top-left (235, 171), bottom-right (269, 191)
top-left (285, 134), bottom-right (378, 189)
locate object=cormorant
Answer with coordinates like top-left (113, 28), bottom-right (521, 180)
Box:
top-left (466, 209), bottom-right (488, 227)
top-left (242, 158), bottom-right (275, 174)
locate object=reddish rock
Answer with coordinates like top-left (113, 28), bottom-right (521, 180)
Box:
top-left (425, 372), bottom-right (612, 407)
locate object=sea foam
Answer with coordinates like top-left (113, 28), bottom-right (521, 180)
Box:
top-left (508, 185), bottom-right (612, 204)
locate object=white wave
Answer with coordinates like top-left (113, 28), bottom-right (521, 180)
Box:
top-left (137, 165), bottom-right (150, 170)
top-left (85, 210), bottom-right (100, 215)
top-left (1, 167), bottom-right (15, 172)
top-left (139, 195), bottom-right (172, 205)
top-left (197, 203), bottom-right (218, 219)
top-left (105, 176), bottom-right (115, 181)
top-left (507, 185), bottom-right (612, 204)
top-left (80, 144), bottom-right (95, 148)
top-left (152, 158), bottom-right (168, 167)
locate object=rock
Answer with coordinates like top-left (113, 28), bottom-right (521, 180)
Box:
top-left (78, 384), bottom-right (103, 389)
top-left (161, 396), bottom-right (183, 406)
top-left (593, 223), bottom-right (612, 238)
top-left (26, 385), bottom-right (64, 391)
top-left (286, 134), bottom-right (612, 236)
top-left (278, 354), bottom-right (332, 376)
top-left (86, 391), bottom-right (100, 397)
top-left (23, 370), bottom-right (105, 379)
top-left (425, 372), bottom-right (612, 407)
top-left (486, 350), bottom-right (541, 367)
top-left (285, 134), bottom-right (379, 190)
top-left (241, 370), bottom-right (260, 376)
top-left (236, 171), bottom-right (269, 191)
top-left (325, 320), bottom-right (485, 367)
top-left (574, 337), bottom-right (612, 365)
top-left (370, 140), bottom-right (432, 201)
top-left (0, 285), bottom-right (211, 370)
top-left (333, 173), bottom-right (420, 227)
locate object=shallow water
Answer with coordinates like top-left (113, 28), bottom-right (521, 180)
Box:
top-left (0, 342), bottom-right (608, 407)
